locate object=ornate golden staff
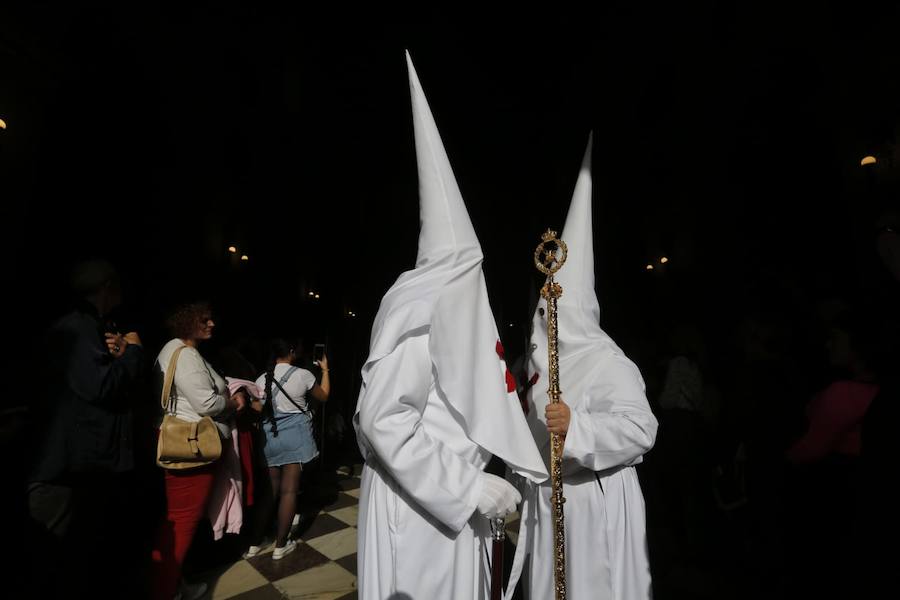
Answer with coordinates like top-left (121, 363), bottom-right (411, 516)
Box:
top-left (534, 228), bottom-right (568, 600)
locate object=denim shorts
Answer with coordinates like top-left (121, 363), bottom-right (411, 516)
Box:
top-left (261, 411), bottom-right (318, 467)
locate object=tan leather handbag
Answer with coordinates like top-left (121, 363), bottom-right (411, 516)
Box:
top-left (156, 345), bottom-right (223, 469)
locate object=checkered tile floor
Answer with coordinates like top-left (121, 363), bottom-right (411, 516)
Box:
top-left (195, 464), bottom-right (521, 600)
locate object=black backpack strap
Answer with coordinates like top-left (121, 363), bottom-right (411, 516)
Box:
top-left (271, 367), bottom-right (311, 416)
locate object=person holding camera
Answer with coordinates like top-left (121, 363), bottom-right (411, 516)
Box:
top-left (245, 338), bottom-right (330, 560)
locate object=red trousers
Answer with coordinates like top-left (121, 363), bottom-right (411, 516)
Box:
top-left (150, 465), bottom-right (215, 600)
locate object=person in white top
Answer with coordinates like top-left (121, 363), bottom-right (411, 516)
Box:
top-left (354, 53), bottom-right (548, 600)
top-left (248, 338), bottom-right (330, 560)
top-left (150, 302), bottom-right (247, 600)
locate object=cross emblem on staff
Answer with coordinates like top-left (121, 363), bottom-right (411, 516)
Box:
top-left (534, 229), bottom-right (568, 276)
top-left (544, 249), bottom-right (556, 266)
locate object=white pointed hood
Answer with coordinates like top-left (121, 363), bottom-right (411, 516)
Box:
top-left (527, 135), bottom-right (631, 454)
top-left (407, 51), bottom-right (481, 267)
top-left (356, 52), bottom-right (547, 484)
top-left (553, 134), bottom-right (601, 331)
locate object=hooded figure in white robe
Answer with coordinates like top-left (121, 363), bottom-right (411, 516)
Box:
top-left (518, 136), bottom-right (658, 600)
top-left (354, 52), bottom-right (549, 600)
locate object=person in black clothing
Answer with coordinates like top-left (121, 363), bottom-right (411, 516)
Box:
top-left (26, 259), bottom-right (145, 599)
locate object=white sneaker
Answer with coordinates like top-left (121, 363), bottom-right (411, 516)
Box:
top-left (243, 535), bottom-right (274, 558)
top-left (292, 513), bottom-right (300, 526)
top-left (272, 539), bottom-right (297, 560)
top-left (174, 580), bottom-right (208, 600)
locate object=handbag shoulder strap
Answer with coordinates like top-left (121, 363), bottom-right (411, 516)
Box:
top-left (161, 345), bottom-right (188, 413)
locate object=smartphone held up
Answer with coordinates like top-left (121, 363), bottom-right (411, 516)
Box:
top-left (313, 343), bottom-right (326, 366)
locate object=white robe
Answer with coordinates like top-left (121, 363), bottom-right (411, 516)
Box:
top-left (357, 333), bottom-right (493, 600)
top-left (355, 53), bottom-right (548, 599)
top-left (523, 343), bottom-right (658, 600)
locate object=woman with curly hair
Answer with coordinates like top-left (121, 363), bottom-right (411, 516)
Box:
top-left (150, 302), bottom-right (247, 600)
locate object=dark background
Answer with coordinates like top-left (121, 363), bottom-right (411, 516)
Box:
top-left (4, 0), bottom-right (899, 444)
top-left (4, 3), bottom-right (900, 599)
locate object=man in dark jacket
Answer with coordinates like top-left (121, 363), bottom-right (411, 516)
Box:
top-left (27, 259), bottom-right (145, 599)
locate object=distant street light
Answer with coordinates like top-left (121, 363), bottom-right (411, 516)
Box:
top-left (314, 294), bottom-right (320, 299)
top-left (228, 246), bottom-right (237, 253)
top-left (861, 156), bottom-right (877, 166)
top-left (660, 256), bottom-right (669, 264)
top-left (240, 255), bottom-right (249, 261)
top-left (645, 264), bottom-right (654, 271)
top-left (0, 118), bottom-right (6, 130)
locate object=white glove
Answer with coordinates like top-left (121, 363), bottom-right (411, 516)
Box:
top-left (476, 472), bottom-right (521, 519)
